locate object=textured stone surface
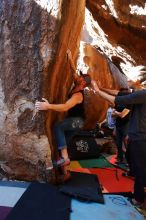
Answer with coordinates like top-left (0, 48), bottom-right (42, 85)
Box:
top-left (0, 0), bottom-right (85, 181)
top-left (0, 0), bottom-right (60, 180)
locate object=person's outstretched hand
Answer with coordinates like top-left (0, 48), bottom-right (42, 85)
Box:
top-left (35, 98), bottom-right (50, 111)
top-left (91, 80), bottom-right (100, 93)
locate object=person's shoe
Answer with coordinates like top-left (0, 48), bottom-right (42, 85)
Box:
top-left (54, 157), bottom-right (70, 167)
top-left (116, 157), bottom-right (128, 165)
top-left (131, 198), bottom-right (143, 208)
top-left (122, 171), bottom-right (134, 179)
top-left (133, 203), bottom-right (146, 218)
top-left (62, 171), bottom-right (71, 182)
top-left (116, 160), bottom-right (124, 165)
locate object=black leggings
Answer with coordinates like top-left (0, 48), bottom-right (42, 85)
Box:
top-left (129, 139), bottom-right (146, 202)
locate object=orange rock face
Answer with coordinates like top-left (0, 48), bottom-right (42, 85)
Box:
top-left (86, 0), bottom-right (146, 66)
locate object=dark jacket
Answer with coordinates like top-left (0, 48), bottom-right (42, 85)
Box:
top-left (115, 91), bottom-right (130, 127)
top-left (115, 89), bottom-right (146, 140)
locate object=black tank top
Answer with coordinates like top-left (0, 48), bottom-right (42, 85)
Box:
top-left (115, 91), bottom-right (130, 127)
top-left (67, 90), bottom-right (85, 119)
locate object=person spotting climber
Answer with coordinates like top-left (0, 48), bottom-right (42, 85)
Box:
top-left (102, 88), bottom-right (131, 164)
top-left (35, 50), bottom-right (91, 167)
top-left (91, 79), bottom-right (146, 210)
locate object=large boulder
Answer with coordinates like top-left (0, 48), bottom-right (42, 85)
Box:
top-left (0, 0), bottom-right (85, 181)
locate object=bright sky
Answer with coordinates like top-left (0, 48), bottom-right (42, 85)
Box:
top-left (34, 0), bottom-right (59, 17)
top-left (82, 7), bottom-right (146, 81)
top-left (105, 0), bottom-right (118, 18)
top-left (130, 3), bottom-right (146, 15)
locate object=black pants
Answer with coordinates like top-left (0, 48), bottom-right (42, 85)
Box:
top-left (129, 139), bottom-right (146, 203)
top-left (116, 125), bottom-right (128, 161)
